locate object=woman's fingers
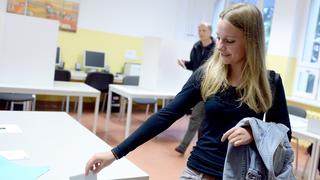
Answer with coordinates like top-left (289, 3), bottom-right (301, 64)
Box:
top-left (221, 127), bottom-right (236, 142)
top-left (221, 127), bottom-right (253, 147)
top-left (85, 158), bottom-right (97, 175)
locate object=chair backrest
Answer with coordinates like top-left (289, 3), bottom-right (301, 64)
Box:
top-left (122, 76), bottom-right (139, 86)
top-left (54, 69), bottom-right (71, 81)
top-left (287, 105), bottom-right (307, 118)
top-left (85, 72), bottom-right (114, 92)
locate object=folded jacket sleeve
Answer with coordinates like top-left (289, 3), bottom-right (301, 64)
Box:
top-left (265, 75), bottom-right (292, 140)
top-left (112, 69), bottom-right (203, 159)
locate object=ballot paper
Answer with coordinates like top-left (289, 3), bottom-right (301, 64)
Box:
top-left (70, 173), bottom-right (97, 180)
top-left (0, 124), bottom-right (22, 133)
top-left (0, 156), bottom-right (49, 180)
top-left (0, 150), bottom-right (29, 160)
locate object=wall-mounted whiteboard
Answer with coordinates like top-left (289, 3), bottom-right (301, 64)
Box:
top-left (0, 12), bottom-right (59, 87)
top-left (139, 37), bottom-right (193, 94)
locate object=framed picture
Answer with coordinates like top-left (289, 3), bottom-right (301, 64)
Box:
top-left (6, 0), bottom-right (79, 32)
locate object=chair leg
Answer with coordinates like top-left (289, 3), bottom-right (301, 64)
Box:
top-left (5, 101), bottom-right (9, 110)
top-left (144, 104), bottom-right (150, 120)
top-left (10, 102), bottom-right (14, 111)
top-left (101, 93), bottom-right (107, 112)
top-left (74, 97), bottom-right (78, 112)
top-left (61, 97), bottom-right (65, 111)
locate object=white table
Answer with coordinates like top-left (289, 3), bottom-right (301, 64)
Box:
top-left (290, 114), bottom-right (320, 180)
top-left (106, 84), bottom-right (176, 138)
top-left (0, 111), bottom-right (148, 180)
top-left (0, 81), bottom-right (100, 133)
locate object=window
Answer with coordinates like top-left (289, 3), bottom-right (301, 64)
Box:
top-left (293, 0), bottom-right (320, 100)
top-left (227, 0), bottom-right (275, 50)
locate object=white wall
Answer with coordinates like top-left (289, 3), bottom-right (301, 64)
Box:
top-left (79, 0), bottom-right (178, 38)
top-left (268, 0), bottom-right (310, 58)
top-left (79, 0), bottom-right (214, 40)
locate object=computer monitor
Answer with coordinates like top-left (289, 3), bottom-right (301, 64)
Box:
top-left (55, 47), bottom-right (60, 64)
top-left (84, 50), bottom-right (105, 69)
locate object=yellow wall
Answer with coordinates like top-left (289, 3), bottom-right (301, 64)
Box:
top-left (266, 55), bottom-right (297, 96)
top-left (58, 28), bottom-right (143, 73)
top-left (38, 28), bottom-right (144, 102)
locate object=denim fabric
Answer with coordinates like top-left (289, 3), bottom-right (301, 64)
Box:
top-left (223, 117), bottom-right (296, 180)
top-left (180, 166), bottom-right (216, 180)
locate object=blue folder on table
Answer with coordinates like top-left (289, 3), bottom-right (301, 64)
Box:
top-left (0, 156), bottom-right (49, 180)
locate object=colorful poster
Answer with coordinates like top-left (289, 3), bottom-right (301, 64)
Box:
top-left (6, 0), bottom-right (79, 32)
top-left (7, 0), bottom-right (26, 15)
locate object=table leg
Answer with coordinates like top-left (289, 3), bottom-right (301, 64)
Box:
top-left (105, 89), bottom-right (112, 132)
top-left (66, 96), bottom-right (70, 113)
top-left (310, 141), bottom-right (320, 180)
top-left (93, 95), bottom-right (100, 134)
top-left (125, 97), bottom-right (133, 138)
top-left (77, 96), bottom-right (83, 122)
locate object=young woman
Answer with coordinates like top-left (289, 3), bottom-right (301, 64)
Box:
top-left (85, 3), bottom-right (291, 180)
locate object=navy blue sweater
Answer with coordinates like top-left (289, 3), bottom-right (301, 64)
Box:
top-left (185, 37), bottom-right (215, 72)
top-left (112, 70), bottom-right (291, 179)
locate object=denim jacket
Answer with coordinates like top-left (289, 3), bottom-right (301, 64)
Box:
top-left (223, 117), bottom-right (296, 180)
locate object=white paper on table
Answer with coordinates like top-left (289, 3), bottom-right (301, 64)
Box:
top-left (0, 124), bottom-right (22, 133)
top-left (70, 173), bottom-right (97, 180)
top-left (0, 150), bottom-right (29, 160)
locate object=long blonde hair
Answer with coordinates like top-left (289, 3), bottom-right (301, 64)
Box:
top-left (201, 3), bottom-right (272, 113)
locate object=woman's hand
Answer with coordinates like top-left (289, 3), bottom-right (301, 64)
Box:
top-left (85, 151), bottom-right (116, 175)
top-left (221, 127), bottom-right (253, 147)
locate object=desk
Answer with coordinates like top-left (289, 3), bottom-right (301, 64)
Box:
top-left (0, 81), bottom-right (100, 133)
top-left (106, 84), bottom-right (176, 138)
top-left (70, 70), bottom-right (87, 81)
top-left (0, 111), bottom-right (148, 180)
top-left (70, 70), bottom-right (123, 83)
top-left (290, 114), bottom-right (320, 180)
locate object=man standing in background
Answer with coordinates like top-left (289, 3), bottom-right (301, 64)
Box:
top-left (176, 22), bottom-right (215, 154)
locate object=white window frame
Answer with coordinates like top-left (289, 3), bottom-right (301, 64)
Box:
top-left (293, 67), bottom-right (319, 99)
top-left (299, 0), bottom-right (320, 68)
top-left (293, 0), bottom-right (320, 101)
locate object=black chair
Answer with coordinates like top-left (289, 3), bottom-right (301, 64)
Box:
top-left (85, 72), bottom-right (114, 111)
top-left (0, 93), bottom-right (35, 111)
top-left (288, 104), bottom-right (307, 118)
top-left (54, 69), bottom-right (71, 81)
top-left (54, 69), bottom-right (71, 111)
top-left (120, 76), bottom-right (157, 120)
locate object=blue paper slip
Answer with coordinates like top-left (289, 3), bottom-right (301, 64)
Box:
top-left (0, 156), bottom-right (49, 180)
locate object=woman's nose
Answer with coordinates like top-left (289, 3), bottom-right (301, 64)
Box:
top-left (217, 40), bottom-right (225, 51)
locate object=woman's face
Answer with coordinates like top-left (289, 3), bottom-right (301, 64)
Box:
top-left (216, 19), bottom-right (246, 67)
